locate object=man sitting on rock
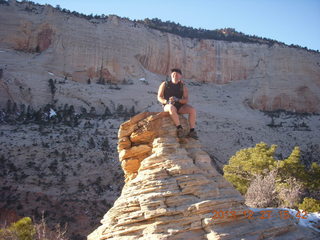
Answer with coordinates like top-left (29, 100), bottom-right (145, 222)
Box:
top-left (157, 68), bottom-right (198, 139)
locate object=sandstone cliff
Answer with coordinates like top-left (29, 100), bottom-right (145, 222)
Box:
top-left (0, 1), bottom-right (320, 112)
top-left (1, 2), bottom-right (320, 239)
top-left (88, 112), bottom-right (319, 240)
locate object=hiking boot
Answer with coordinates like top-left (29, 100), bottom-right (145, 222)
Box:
top-left (187, 130), bottom-right (198, 140)
top-left (177, 127), bottom-right (184, 138)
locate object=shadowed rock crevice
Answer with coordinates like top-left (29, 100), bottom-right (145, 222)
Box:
top-left (88, 112), bottom-right (318, 239)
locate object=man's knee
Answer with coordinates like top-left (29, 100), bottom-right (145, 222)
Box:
top-left (181, 105), bottom-right (196, 115)
top-left (165, 104), bottom-right (178, 114)
top-left (169, 105), bottom-right (178, 114)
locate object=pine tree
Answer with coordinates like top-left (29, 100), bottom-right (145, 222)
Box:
top-left (223, 142), bottom-right (277, 194)
top-left (88, 137), bottom-right (95, 149)
top-left (276, 146), bottom-right (307, 184)
top-left (224, 143), bottom-right (319, 209)
top-left (103, 106), bottom-right (112, 116)
top-left (6, 99), bottom-right (12, 113)
top-left (129, 106), bottom-right (135, 116)
top-left (307, 162), bottom-right (320, 191)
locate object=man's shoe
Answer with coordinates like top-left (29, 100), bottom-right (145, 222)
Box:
top-left (177, 128), bottom-right (184, 138)
top-left (188, 130), bottom-right (198, 140)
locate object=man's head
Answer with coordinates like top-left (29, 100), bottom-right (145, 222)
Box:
top-left (171, 68), bottom-right (182, 82)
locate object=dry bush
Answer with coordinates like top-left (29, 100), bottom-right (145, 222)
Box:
top-left (34, 214), bottom-right (68, 240)
top-left (277, 177), bottom-right (305, 208)
top-left (245, 170), bottom-right (279, 208)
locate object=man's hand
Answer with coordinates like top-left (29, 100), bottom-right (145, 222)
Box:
top-left (169, 96), bottom-right (180, 104)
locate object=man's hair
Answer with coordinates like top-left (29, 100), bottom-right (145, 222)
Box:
top-left (171, 68), bottom-right (182, 75)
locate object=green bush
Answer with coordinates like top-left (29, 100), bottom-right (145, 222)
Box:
top-left (0, 217), bottom-right (35, 240)
top-left (275, 146), bottom-right (308, 185)
top-left (0, 216), bottom-right (68, 240)
top-left (223, 142), bottom-right (320, 209)
top-left (307, 162), bottom-right (320, 191)
top-left (298, 197), bottom-right (320, 212)
top-left (223, 142), bottom-right (277, 194)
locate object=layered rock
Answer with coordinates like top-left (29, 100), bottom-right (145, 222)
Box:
top-left (88, 112), bottom-right (318, 240)
top-left (0, 1), bottom-right (320, 112)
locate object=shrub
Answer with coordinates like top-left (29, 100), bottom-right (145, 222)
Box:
top-left (101, 138), bottom-right (110, 151)
top-left (275, 146), bottom-right (307, 184)
top-left (224, 142), bottom-right (320, 209)
top-left (103, 106), bottom-right (112, 117)
top-left (48, 79), bottom-right (56, 95)
top-left (298, 197), bottom-right (320, 212)
top-left (307, 162), bottom-right (320, 191)
top-left (223, 142), bottom-right (277, 194)
top-left (0, 215), bottom-right (68, 240)
top-left (276, 177), bottom-right (304, 208)
top-left (0, 217), bottom-right (35, 240)
top-left (245, 170), bottom-right (278, 208)
top-left (88, 137), bottom-right (95, 149)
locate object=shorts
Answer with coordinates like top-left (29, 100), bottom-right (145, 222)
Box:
top-left (162, 102), bottom-right (184, 112)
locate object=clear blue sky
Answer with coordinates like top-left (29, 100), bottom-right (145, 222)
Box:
top-left (28, 0), bottom-right (320, 51)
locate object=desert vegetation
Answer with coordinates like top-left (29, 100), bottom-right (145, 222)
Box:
top-left (1, 95), bottom-right (137, 126)
top-left (223, 142), bottom-right (320, 212)
top-left (0, 215), bottom-right (68, 240)
top-left (0, 99), bottom-right (136, 239)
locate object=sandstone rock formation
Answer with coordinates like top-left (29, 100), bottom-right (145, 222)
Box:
top-left (0, 1), bottom-right (320, 112)
top-left (88, 112), bottom-right (319, 240)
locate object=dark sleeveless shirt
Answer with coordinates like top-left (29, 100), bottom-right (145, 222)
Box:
top-left (163, 81), bottom-right (183, 100)
top-left (163, 81), bottom-right (184, 110)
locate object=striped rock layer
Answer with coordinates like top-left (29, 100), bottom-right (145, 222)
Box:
top-left (88, 112), bottom-right (318, 240)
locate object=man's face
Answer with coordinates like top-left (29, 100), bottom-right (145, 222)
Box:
top-left (171, 72), bottom-right (181, 81)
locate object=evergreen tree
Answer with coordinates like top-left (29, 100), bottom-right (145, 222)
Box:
top-left (276, 146), bottom-right (307, 184)
top-left (307, 162), bottom-right (320, 191)
top-left (223, 142), bottom-right (277, 194)
top-left (6, 99), bottom-right (12, 113)
top-left (224, 142), bottom-right (320, 209)
top-left (116, 104), bottom-right (124, 116)
top-left (26, 105), bottom-right (33, 120)
top-left (20, 104), bottom-right (26, 115)
top-left (48, 79), bottom-right (56, 95)
top-left (88, 137), bottom-right (95, 149)
top-left (89, 107), bottom-right (96, 117)
top-left (101, 138), bottom-right (110, 151)
top-left (12, 102), bottom-right (17, 114)
top-left (80, 107), bottom-right (87, 116)
top-left (103, 106), bottom-right (112, 116)
top-left (129, 106), bottom-right (135, 116)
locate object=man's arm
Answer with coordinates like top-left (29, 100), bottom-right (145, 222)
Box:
top-left (157, 82), bottom-right (167, 105)
top-left (178, 85), bottom-right (188, 104)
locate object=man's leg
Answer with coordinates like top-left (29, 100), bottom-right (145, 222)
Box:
top-left (163, 104), bottom-right (180, 126)
top-left (164, 104), bottom-right (185, 138)
top-left (178, 104), bottom-right (196, 129)
top-left (178, 104), bottom-right (198, 139)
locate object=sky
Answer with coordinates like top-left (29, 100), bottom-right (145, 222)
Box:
top-left (27, 0), bottom-right (320, 51)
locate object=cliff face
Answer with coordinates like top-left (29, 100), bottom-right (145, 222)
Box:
top-left (88, 112), bottom-right (318, 240)
top-left (1, 3), bottom-right (320, 239)
top-left (0, 1), bottom-right (320, 112)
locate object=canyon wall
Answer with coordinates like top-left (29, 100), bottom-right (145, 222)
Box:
top-left (0, 1), bottom-right (320, 112)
